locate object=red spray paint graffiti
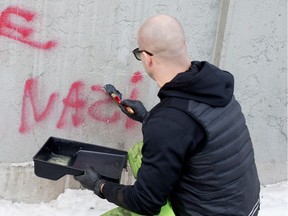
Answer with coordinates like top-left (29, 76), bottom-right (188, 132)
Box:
top-left (125, 71), bottom-right (143, 129)
top-left (19, 79), bottom-right (58, 133)
top-left (56, 81), bottom-right (86, 129)
top-left (19, 72), bottom-right (144, 133)
top-left (87, 85), bottom-right (121, 123)
top-left (0, 6), bottom-right (57, 50)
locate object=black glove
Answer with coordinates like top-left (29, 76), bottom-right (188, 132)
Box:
top-left (120, 99), bottom-right (148, 123)
top-left (74, 167), bottom-right (106, 199)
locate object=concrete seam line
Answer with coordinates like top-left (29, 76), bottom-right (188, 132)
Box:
top-left (213, 0), bottom-right (230, 67)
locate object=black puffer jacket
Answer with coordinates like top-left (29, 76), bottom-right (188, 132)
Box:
top-left (103, 61), bottom-right (260, 216)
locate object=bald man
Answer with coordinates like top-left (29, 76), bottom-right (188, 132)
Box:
top-left (75, 15), bottom-right (260, 216)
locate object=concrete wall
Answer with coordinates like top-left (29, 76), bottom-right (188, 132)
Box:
top-left (0, 0), bottom-right (286, 202)
top-left (220, 0), bottom-right (287, 185)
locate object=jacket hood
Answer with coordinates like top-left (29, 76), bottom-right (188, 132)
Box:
top-left (158, 61), bottom-right (234, 107)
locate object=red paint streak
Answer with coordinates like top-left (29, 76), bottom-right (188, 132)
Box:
top-left (131, 71), bottom-right (143, 84)
top-left (19, 79), bottom-right (58, 133)
top-left (88, 85), bottom-right (121, 123)
top-left (0, 6), bottom-right (57, 50)
top-left (129, 88), bottom-right (139, 100)
top-left (125, 72), bottom-right (143, 129)
top-left (56, 81), bottom-right (86, 129)
top-left (90, 85), bottom-right (103, 92)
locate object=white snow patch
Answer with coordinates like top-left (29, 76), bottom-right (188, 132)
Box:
top-left (0, 181), bottom-right (287, 216)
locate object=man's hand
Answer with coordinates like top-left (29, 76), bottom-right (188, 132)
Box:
top-left (120, 99), bottom-right (148, 123)
top-left (74, 167), bottom-right (106, 199)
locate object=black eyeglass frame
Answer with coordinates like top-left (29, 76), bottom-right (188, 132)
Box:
top-left (132, 48), bottom-right (153, 61)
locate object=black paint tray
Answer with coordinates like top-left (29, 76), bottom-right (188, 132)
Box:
top-left (33, 137), bottom-right (128, 183)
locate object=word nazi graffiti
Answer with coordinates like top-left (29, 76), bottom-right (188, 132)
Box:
top-left (19, 72), bottom-right (144, 133)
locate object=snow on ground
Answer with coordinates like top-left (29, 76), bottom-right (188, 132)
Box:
top-left (0, 181), bottom-right (287, 216)
top-left (259, 181), bottom-right (288, 216)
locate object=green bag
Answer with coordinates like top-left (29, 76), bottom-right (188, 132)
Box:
top-left (101, 142), bottom-right (175, 216)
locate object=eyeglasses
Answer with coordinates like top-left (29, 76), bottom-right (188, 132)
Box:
top-left (132, 48), bottom-right (153, 61)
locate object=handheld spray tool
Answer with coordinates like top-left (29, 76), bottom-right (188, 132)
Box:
top-left (103, 84), bottom-right (134, 114)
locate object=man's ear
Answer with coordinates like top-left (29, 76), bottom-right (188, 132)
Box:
top-left (184, 41), bottom-right (188, 48)
top-left (142, 52), bottom-right (153, 67)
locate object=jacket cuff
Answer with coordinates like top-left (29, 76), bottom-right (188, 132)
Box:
top-left (94, 179), bottom-right (106, 199)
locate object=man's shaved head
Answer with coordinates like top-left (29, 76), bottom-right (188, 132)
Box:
top-left (136, 15), bottom-right (191, 86)
top-left (137, 15), bottom-right (187, 60)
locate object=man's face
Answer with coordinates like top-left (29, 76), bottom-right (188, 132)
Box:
top-left (133, 45), bottom-right (155, 80)
top-left (136, 34), bottom-right (156, 80)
